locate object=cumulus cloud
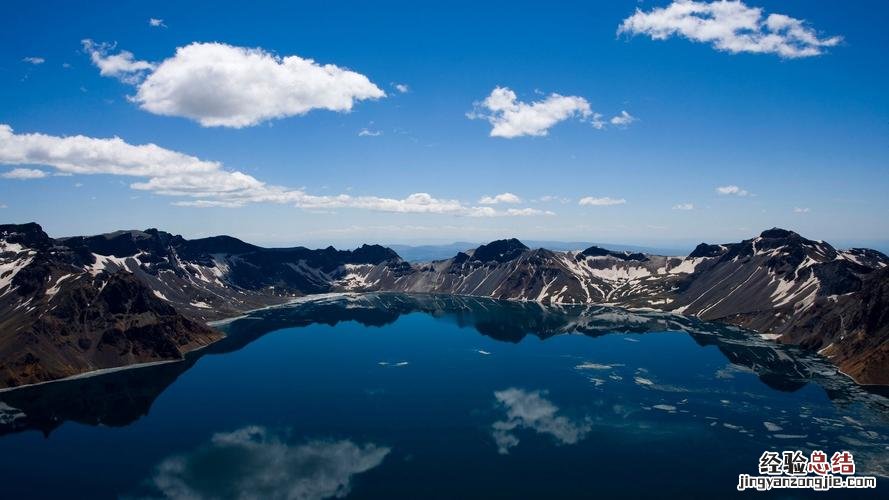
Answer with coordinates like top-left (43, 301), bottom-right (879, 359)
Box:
top-left (22, 57), bottom-right (45, 65)
top-left (618, 1), bottom-right (842, 59)
top-left (794, 207), bottom-right (810, 214)
top-left (2, 167), bottom-right (48, 179)
top-left (0, 124), bottom-right (549, 217)
top-left (81, 39), bottom-right (155, 84)
top-left (716, 185), bottom-right (749, 196)
top-left (83, 41), bottom-right (386, 128)
top-left (147, 426), bottom-right (389, 500)
top-left (358, 128), bottom-right (382, 137)
top-left (394, 83), bottom-right (409, 93)
top-left (468, 87), bottom-right (635, 137)
top-left (491, 388), bottom-right (591, 454)
top-left (468, 87), bottom-right (593, 138)
top-left (479, 192), bottom-right (522, 205)
top-left (579, 196), bottom-right (626, 206)
top-left (672, 202), bottom-right (694, 210)
top-left (148, 18), bottom-right (167, 28)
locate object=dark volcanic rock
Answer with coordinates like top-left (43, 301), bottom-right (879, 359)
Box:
top-left (0, 271), bottom-right (220, 389)
top-left (3, 222), bottom-right (889, 388)
top-left (472, 238), bottom-right (529, 263)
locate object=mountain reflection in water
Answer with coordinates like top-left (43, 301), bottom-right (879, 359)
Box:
top-left (1, 292), bottom-right (885, 438)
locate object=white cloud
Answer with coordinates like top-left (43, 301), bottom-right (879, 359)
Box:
top-left (81, 39), bottom-right (155, 84)
top-left (394, 83), bottom-right (409, 93)
top-left (590, 113), bottom-right (606, 130)
top-left (468, 87), bottom-right (593, 138)
top-left (794, 207), bottom-right (810, 213)
top-left (491, 388), bottom-right (591, 454)
top-left (610, 110), bottom-right (636, 127)
top-left (579, 196), bottom-right (626, 206)
top-left (672, 202), bottom-right (694, 210)
top-left (536, 195), bottom-right (571, 204)
top-left (505, 208), bottom-right (555, 216)
top-left (618, 1), bottom-right (842, 59)
top-left (479, 192), bottom-right (522, 205)
top-left (2, 167), bottom-right (48, 179)
top-left (358, 128), bottom-right (382, 137)
top-left (84, 41), bottom-right (386, 128)
top-left (148, 18), bottom-right (167, 28)
top-left (716, 185), bottom-right (749, 196)
top-left (22, 57), bottom-right (45, 65)
top-left (149, 426), bottom-right (389, 500)
top-left (0, 124), bottom-right (549, 217)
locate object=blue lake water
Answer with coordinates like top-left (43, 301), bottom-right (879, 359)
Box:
top-left (0, 293), bottom-right (887, 498)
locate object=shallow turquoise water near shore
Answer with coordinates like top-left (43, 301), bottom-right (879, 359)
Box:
top-left (0, 293), bottom-right (886, 498)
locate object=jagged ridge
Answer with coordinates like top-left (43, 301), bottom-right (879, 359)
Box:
top-left (1, 223), bottom-right (887, 387)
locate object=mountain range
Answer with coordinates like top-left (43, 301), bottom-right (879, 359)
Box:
top-left (1, 222), bottom-right (887, 389)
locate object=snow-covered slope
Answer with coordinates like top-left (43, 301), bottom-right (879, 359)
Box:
top-left (2, 223), bottom-right (887, 387)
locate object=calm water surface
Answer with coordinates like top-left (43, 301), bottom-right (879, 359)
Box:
top-left (0, 293), bottom-right (887, 498)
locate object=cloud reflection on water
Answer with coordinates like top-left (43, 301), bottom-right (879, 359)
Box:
top-left (147, 426), bottom-right (389, 499)
top-left (492, 388), bottom-right (591, 454)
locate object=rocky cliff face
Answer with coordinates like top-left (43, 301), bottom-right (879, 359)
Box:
top-left (2, 223), bottom-right (887, 387)
top-left (339, 229), bottom-right (889, 384)
top-left (0, 224), bottom-right (404, 388)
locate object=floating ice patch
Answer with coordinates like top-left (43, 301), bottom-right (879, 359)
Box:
top-left (653, 405), bottom-right (676, 412)
top-left (576, 362), bottom-right (617, 370)
top-left (476, 350), bottom-right (491, 355)
top-left (763, 422), bottom-right (783, 432)
top-left (634, 377), bottom-right (654, 386)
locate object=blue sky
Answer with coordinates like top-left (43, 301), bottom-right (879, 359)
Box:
top-left (1, 0), bottom-right (887, 250)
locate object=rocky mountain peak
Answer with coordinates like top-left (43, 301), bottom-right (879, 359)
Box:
top-left (688, 243), bottom-right (725, 259)
top-left (0, 222), bottom-right (52, 250)
top-left (471, 238), bottom-right (529, 263)
top-left (759, 227), bottom-right (799, 239)
top-left (472, 238), bottom-right (528, 262)
top-left (349, 244), bottom-right (400, 265)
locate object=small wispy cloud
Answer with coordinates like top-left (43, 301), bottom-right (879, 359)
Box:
top-left (793, 207), bottom-right (810, 214)
top-left (479, 192), bottom-right (522, 205)
top-left (716, 185), bottom-right (749, 196)
top-left (536, 195), bottom-right (571, 204)
top-left (394, 83), bottom-right (409, 93)
top-left (506, 208), bottom-right (555, 216)
top-left (2, 168), bottom-right (48, 180)
top-left (618, 0), bottom-right (842, 59)
top-left (610, 110), bottom-right (636, 127)
top-left (358, 128), bottom-right (382, 137)
top-left (672, 202), bottom-right (694, 210)
top-left (22, 56), bottom-right (45, 65)
top-left (148, 18), bottom-right (167, 28)
top-left (579, 196), bottom-right (626, 206)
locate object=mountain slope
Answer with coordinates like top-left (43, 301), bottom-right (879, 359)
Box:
top-left (2, 223), bottom-right (887, 387)
top-left (340, 229), bottom-right (889, 383)
top-left (0, 223), bottom-right (406, 388)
